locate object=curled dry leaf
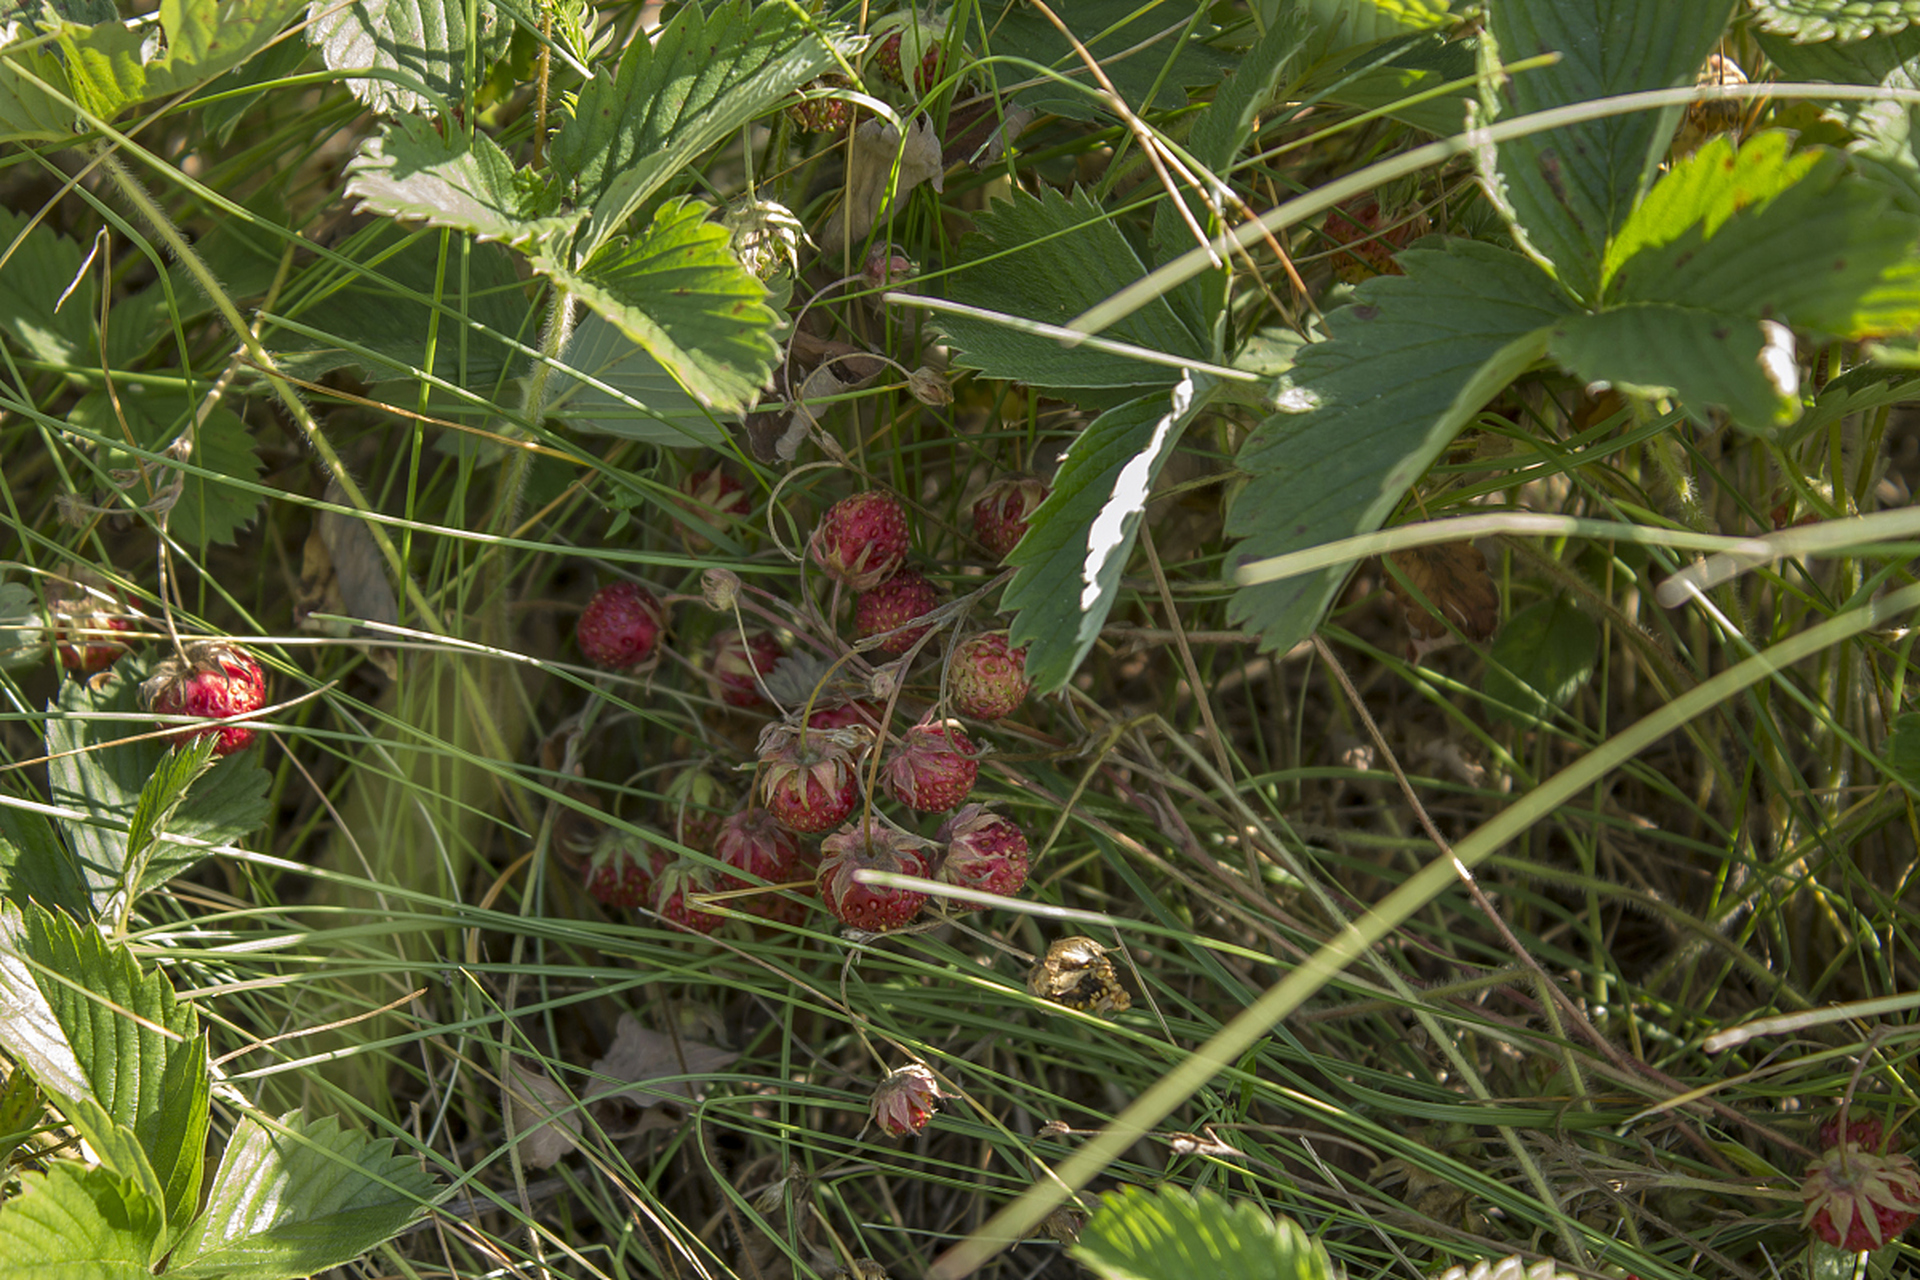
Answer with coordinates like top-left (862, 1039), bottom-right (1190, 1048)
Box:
top-left (587, 1011), bottom-right (740, 1111)
top-left (502, 1059), bottom-right (582, 1170)
top-left (1027, 936), bottom-right (1130, 1015)
top-left (1383, 541), bottom-right (1499, 656)
top-left (821, 116), bottom-right (945, 254)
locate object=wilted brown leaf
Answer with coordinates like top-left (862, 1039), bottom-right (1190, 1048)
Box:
top-left (296, 479), bottom-right (399, 678)
top-left (1384, 542), bottom-right (1499, 652)
top-left (821, 116), bottom-right (945, 254)
top-left (587, 1011), bottom-right (739, 1110)
top-left (502, 1060), bottom-right (582, 1170)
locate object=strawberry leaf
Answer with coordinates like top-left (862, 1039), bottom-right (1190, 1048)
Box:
top-left (546, 310), bottom-right (721, 445)
top-left (43, 663), bottom-right (271, 909)
top-left (1073, 1184), bottom-right (1337, 1280)
top-left (345, 114), bottom-right (581, 249)
top-left (549, 0), bottom-right (851, 257)
top-left (1546, 304), bottom-right (1798, 429)
top-left (1605, 133), bottom-right (1920, 339)
top-left (1482, 596), bottom-right (1601, 728)
top-left (0, 902), bottom-right (209, 1233)
top-left (0, 803), bottom-right (89, 918)
top-left (64, 396), bottom-right (264, 549)
top-left (0, 1162), bottom-right (164, 1277)
top-left (987, 0), bottom-right (1238, 122)
top-left (939, 186), bottom-right (1211, 397)
top-left (306, 0), bottom-right (510, 117)
top-left (168, 1111), bottom-right (442, 1280)
top-left (1753, 0), bottom-right (1920, 42)
top-left (1476, 0), bottom-right (1736, 302)
top-left (532, 197), bottom-right (779, 417)
top-left (1005, 376), bottom-right (1212, 693)
top-left (0, 207), bottom-right (94, 365)
top-left (1228, 239), bottom-right (1570, 655)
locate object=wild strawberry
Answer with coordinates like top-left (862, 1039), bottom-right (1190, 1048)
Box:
top-left (870, 1063), bottom-right (945, 1136)
top-left (1802, 1142), bottom-right (1920, 1252)
top-left (809, 700), bottom-right (885, 732)
top-left (935, 804), bottom-right (1029, 904)
top-left (660, 767), bottom-right (734, 853)
top-left (950, 631), bottom-right (1028, 720)
top-left (971, 477), bottom-right (1048, 561)
top-left (758, 721), bottom-right (866, 834)
top-left (708, 629), bottom-right (784, 709)
top-left (712, 806), bottom-right (803, 895)
top-left (869, 11), bottom-right (947, 94)
top-left (1820, 1111), bottom-right (1886, 1153)
top-left (810, 491), bottom-right (909, 590)
top-left (650, 855), bottom-right (725, 935)
top-left (854, 570), bottom-right (939, 655)
top-left (786, 83), bottom-right (853, 133)
top-left (51, 601), bottom-right (132, 675)
top-left (818, 816), bottom-right (931, 931)
top-left (578, 581), bottom-right (664, 670)
top-left (881, 718), bottom-right (977, 813)
top-left (865, 242), bottom-right (914, 290)
top-left (139, 641), bottom-right (267, 756)
top-left (673, 468), bottom-right (750, 552)
top-left (583, 830), bottom-right (656, 908)
top-left (1322, 196), bottom-right (1423, 285)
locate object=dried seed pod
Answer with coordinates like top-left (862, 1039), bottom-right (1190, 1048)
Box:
top-left (1027, 936), bottom-right (1129, 1015)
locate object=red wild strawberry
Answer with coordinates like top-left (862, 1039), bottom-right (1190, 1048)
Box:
top-left (578, 581), bottom-right (664, 670)
top-left (1820, 1110), bottom-right (1886, 1153)
top-left (869, 11), bottom-right (947, 94)
top-left (854, 570), bottom-right (939, 655)
top-left (865, 242), bottom-right (914, 290)
top-left (881, 718), bottom-right (977, 813)
top-left (708, 629), bottom-right (784, 709)
top-left (758, 721), bottom-right (867, 834)
top-left (809, 699), bottom-right (885, 732)
top-left (673, 468), bottom-right (750, 551)
top-left (971, 477), bottom-right (1048, 561)
top-left (650, 855), bottom-right (725, 935)
top-left (139, 641), bottom-right (267, 756)
top-left (50, 596), bottom-right (132, 674)
top-left (809, 491), bottom-right (910, 590)
top-left (786, 76), bottom-right (854, 133)
top-left (935, 804), bottom-right (1029, 904)
top-left (1801, 1142), bottom-right (1920, 1252)
top-left (1322, 196), bottom-right (1424, 285)
top-left (818, 816), bottom-right (931, 931)
top-left (950, 631), bottom-right (1028, 720)
top-left (870, 1063), bottom-right (945, 1136)
top-left (583, 830), bottom-right (656, 908)
top-left (712, 807), bottom-right (804, 895)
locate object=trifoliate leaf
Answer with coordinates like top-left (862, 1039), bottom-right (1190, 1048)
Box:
top-left (305, 0), bottom-right (509, 117)
top-left (1482, 595), bottom-right (1601, 727)
top-left (532, 198), bottom-right (779, 418)
top-left (1228, 239), bottom-right (1570, 656)
top-left (168, 1111), bottom-right (442, 1279)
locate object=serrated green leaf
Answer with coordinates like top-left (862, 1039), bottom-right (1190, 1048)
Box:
top-left (1760, 26), bottom-right (1920, 220)
top-left (169, 1110), bottom-right (442, 1280)
top-left (0, 579), bottom-right (49, 669)
top-left (549, 0), bottom-right (849, 255)
top-left (1073, 1184), bottom-right (1337, 1280)
top-left (990, 0), bottom-right (1240, 121)
top-left (1314, 31), bottom-right (1478, 136)
top-left (940, 186), bottom-right (1210, 394)
top-left (43, 663), bottom-right (271, 908)
top-left (269, 225), bottom-right (535, 400)
top-left (0, 206), bottom-right (93, 365)
top-left (65, 397), bottom-right (264, 548)
top-left (0, 802), bottom-right (88, 917)
top-left (1754, 0), bottom-right (1920, 42)
top-left (345, 113), bottom-right (580, 249)
top-left (63, 1096), bottom-right (168, 1235)
top-left (1228, 239), bottom-right (1570, 654)
top-left (532, 197), bottom-right (777, 418)
top-left (1606, 132), bottom-right (1920, 338)
top-left (546, 309), bottom-right (719, 444)
top-left (1477, 0), bottom-right (1736, 302)
top-left (1483, 595), bottom-right (1601, 727)
top-left (306, 0), bottom-right (509, 116)
top-left (1005, 376), bottom-right (1211, 693)
top-left (0, 0), bottom-right (306, 144)
top-left (122, 737), bottom-right (218, 904)
top-left (1546, 303), bottom-right (1796, 429)
top-left (0, 1162), bottom-right (163, 1279)
top-left (0, 902), bottom-right (209, 1230)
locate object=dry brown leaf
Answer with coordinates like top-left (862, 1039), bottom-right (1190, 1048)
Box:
top-left (502, 1060), bottom-right (582, 1170)
top-left (296, 479), bottom-right (399, 678)
top-left (586, 1011), bottom-right (739, 1110)
top-left (821, 116), bottom-right (945, 254)
top-left (1383, 542), bottom-right (1499, 651)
